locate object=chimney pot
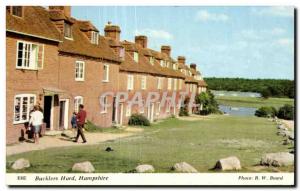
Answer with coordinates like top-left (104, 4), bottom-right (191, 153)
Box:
top-left (178, 56), bottom-right (186, 64)
top-left (135, 35), bottom-right (148, 48)
top-left (161, 45), bottom-right (171, 57)
top-left (104, 23), bottom-right (121, 41)
top-left (190, 63), bottom-right (197, 70)
top-left (49, 6), bottom-right (71, 17)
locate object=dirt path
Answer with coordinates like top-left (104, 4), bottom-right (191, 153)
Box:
top-left (6, 129), bottom-right (140, 156)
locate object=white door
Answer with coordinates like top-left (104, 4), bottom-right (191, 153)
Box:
top-left (59, 99), bottom-right (69, 130)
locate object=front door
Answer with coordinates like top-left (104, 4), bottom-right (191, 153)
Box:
top-left (59, 99), bottom-right (69, 129)
top-left (43, 96), bottom-right (52, 129)
top-left (117, 103), bottom-right (123, 125)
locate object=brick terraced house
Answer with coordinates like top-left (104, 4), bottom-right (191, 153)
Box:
top-left (6, 6), bottom-right (208, 144)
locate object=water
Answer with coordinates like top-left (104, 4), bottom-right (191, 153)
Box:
top-left (211, 90), bottom-right (261, 98)
top-left (219, 105), bottom-right (257, 116)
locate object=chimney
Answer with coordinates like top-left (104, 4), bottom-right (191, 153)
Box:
top-left (190, 63), bottom-right (197, 70)
top-left (178, 56), bottom-right (186, 64)
top-left (161, 46), bottom-right (171, 57)
top-left (135, 35), bottom-right (148, 48)
top-left (104, 22), bottom-right (121, 41)
top-left (49, 6), bottom-right (71, 17)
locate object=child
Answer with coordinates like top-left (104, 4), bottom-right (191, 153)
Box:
top-left (71, 112), bottom-right (77, 137)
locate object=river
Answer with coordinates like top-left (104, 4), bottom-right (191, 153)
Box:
top-left (212, 90), bottom-right (260, 116)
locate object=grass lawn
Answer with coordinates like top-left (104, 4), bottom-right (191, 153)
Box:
top-left (216, 96), bottom-right (294, 109)
top-left (7, 115), bottom-right (293, 173)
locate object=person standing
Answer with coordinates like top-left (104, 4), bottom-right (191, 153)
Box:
top-left (29, 105), bottom-right (44, 144)
top-left (70, 112), bottom-right (77, 137)
top-left (74, 104), bottom-right (87, 143)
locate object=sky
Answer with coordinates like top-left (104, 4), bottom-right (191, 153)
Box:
top-left (72, 6), bottom-right (294, 80)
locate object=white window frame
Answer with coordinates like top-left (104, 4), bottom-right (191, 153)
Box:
top-left (157, 77), bottom-right (163, 90)
top-left (16, 41), bottom-right (42, 70)
top-left (127, 75), bottom-right (134, 90)
top-left (141, 76), bottom-right (147, 90)
top-left (149, 57), bottom-right (155, 65)
top-left (126, 104), bottom-right (131, 117)
top-left (160, 60), bottom-right (166, 67)
top-left (101, 95), bottom-right (108, 113)
top-left (167, 78), bottom-right (172, 90)
top-left (179, 79), bottom-right (183, 90)
top-left (102, 64), bottom-right (110, 82)
top-left (133, 52), bottom-right (139, 63)
top-left (13, 94), bottom-right (36, 124)
top-left (74, 96), bottom-right (83, 113)
top-left (174, 79), bottom-right (177, 91)
top-left (64, 22), bottom-right (73, 39)
top-left (156, 102), bottom-right (161, 115)
top-left (75, 61), bottom-right (85, 81)
top-left (91, 31), bottom-right (99, 45)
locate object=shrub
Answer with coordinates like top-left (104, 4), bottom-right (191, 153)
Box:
top-left (128, 114), bottom-right (150, 126)
top-left (195, 90), bottom-right (220, 115)
top-left (277, 104), bottom-right (294, 120)
top-left (255, 106), bottom-right (277, 118)
top-left (84, 120), bottom-right (102, 132)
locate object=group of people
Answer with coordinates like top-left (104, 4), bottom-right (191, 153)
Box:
top-left (28, 104), bottom-right (88, 144)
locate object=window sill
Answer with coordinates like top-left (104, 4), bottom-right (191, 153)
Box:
top-left (75, 79), bottom-right (85, 82)
top-left (16, 67), bottom-right (38, 71)
top-left (101, 111), bottom-right (108, 114)
top-left (13, 120), bottom-right (28, 125)
top-left (64, 37), bottom-right (74, 40)
top-left (102, 80), bottom-right (109, 83)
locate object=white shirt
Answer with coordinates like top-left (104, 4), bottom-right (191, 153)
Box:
top-left (29, 110), bottom-right (44, 126)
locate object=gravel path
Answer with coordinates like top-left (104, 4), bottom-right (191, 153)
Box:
top-left (6, 130), bottom-right (137, 156)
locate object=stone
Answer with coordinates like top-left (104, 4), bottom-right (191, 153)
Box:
top-left (214, 156), bottom-right (242, 171)
top-left (277, 130), bottom-right (288, 136)
top-left (288, 133), bottom-right (294, 140)
top-left (72, 161), bottom-right (95, 173)
top-left (135, 164), bottom-right (155, 173)
top-left (283, 139), bottom-right (292, 145)
top-left (260, 152), bottom-right (294, 167)
top-left (11, 158), bottom-right (30, 170)
top-left (171, 162), bottom-right (198, 173)
top-left (277, 124), bottom-right (285, 129)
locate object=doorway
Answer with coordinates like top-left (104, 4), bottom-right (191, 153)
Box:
top-left (59, 99), bottom-right (69, 129)
top-left (147, 103), bottom-right (155, 122)
top-left (43, 96), bottom-right (52, 129)
top-left (117, 103), bottom-right (123, 125)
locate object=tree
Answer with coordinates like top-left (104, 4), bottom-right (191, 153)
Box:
top-left (195, 90), bottom-right (220, 115)
top-left (261, 88), bottom-right (271, 99)
top-left (277, 104), bottom-right (294, 120)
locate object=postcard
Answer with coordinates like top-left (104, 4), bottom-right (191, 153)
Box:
top-left (5, 5), bottom-right (295, 186)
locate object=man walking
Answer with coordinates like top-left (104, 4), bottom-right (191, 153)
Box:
top-left (29, 105), bottom-right (44, 144)
top-left (74, 104), bottom-right (87, 143)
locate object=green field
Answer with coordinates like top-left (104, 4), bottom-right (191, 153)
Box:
top-left (216, 96), bottom-right (294, 109)
top-left (7, 115), bottom-right (293, 173)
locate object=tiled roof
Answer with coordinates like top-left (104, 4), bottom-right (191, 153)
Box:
top-left (78, 20), bottom-right (99, 32)
top-left (121, 41), bottom-right (185, 79)
top-left (198, 80), bottom-right (208, 87)
top-left (58, 20), bottom-right (121, 63)
top-left (6, 6), bottom-right (62, 41)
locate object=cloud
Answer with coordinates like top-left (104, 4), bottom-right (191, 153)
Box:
top-left (251, 7), bottom-right (294, 17)
top-left (276, 38), bottom-right (293, 46)
top-left (135, 29), bottom-right (173, 40)
top-left (269, 28), bottom-right (286, 35)
top-left (240, 30), bottom-right (262, 40)
top-left (195, 10), bottom-right (229, 22)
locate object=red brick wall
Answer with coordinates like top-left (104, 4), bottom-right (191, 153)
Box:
top-left (58, 54), bottom-right (120, 128)
top-left (6, 34), bottom-right (60, 144)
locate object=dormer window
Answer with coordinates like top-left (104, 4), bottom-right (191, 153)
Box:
top-left (149, 57), bottom-right (155, 65)
top-left (12, 6), bottom-right (23, 17)
top-left (64, 22), bottom-right (72, 39)
top-left (91, 31), bottom-right (99, 45)
top-left (133, 52), bottom-right (139, 63)
top-left (160, 60), bottom-right (166, 67)
top-left (119, 47), bottom-right (125, 60)
top-left (173, 63), bottom-right (177, 70)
